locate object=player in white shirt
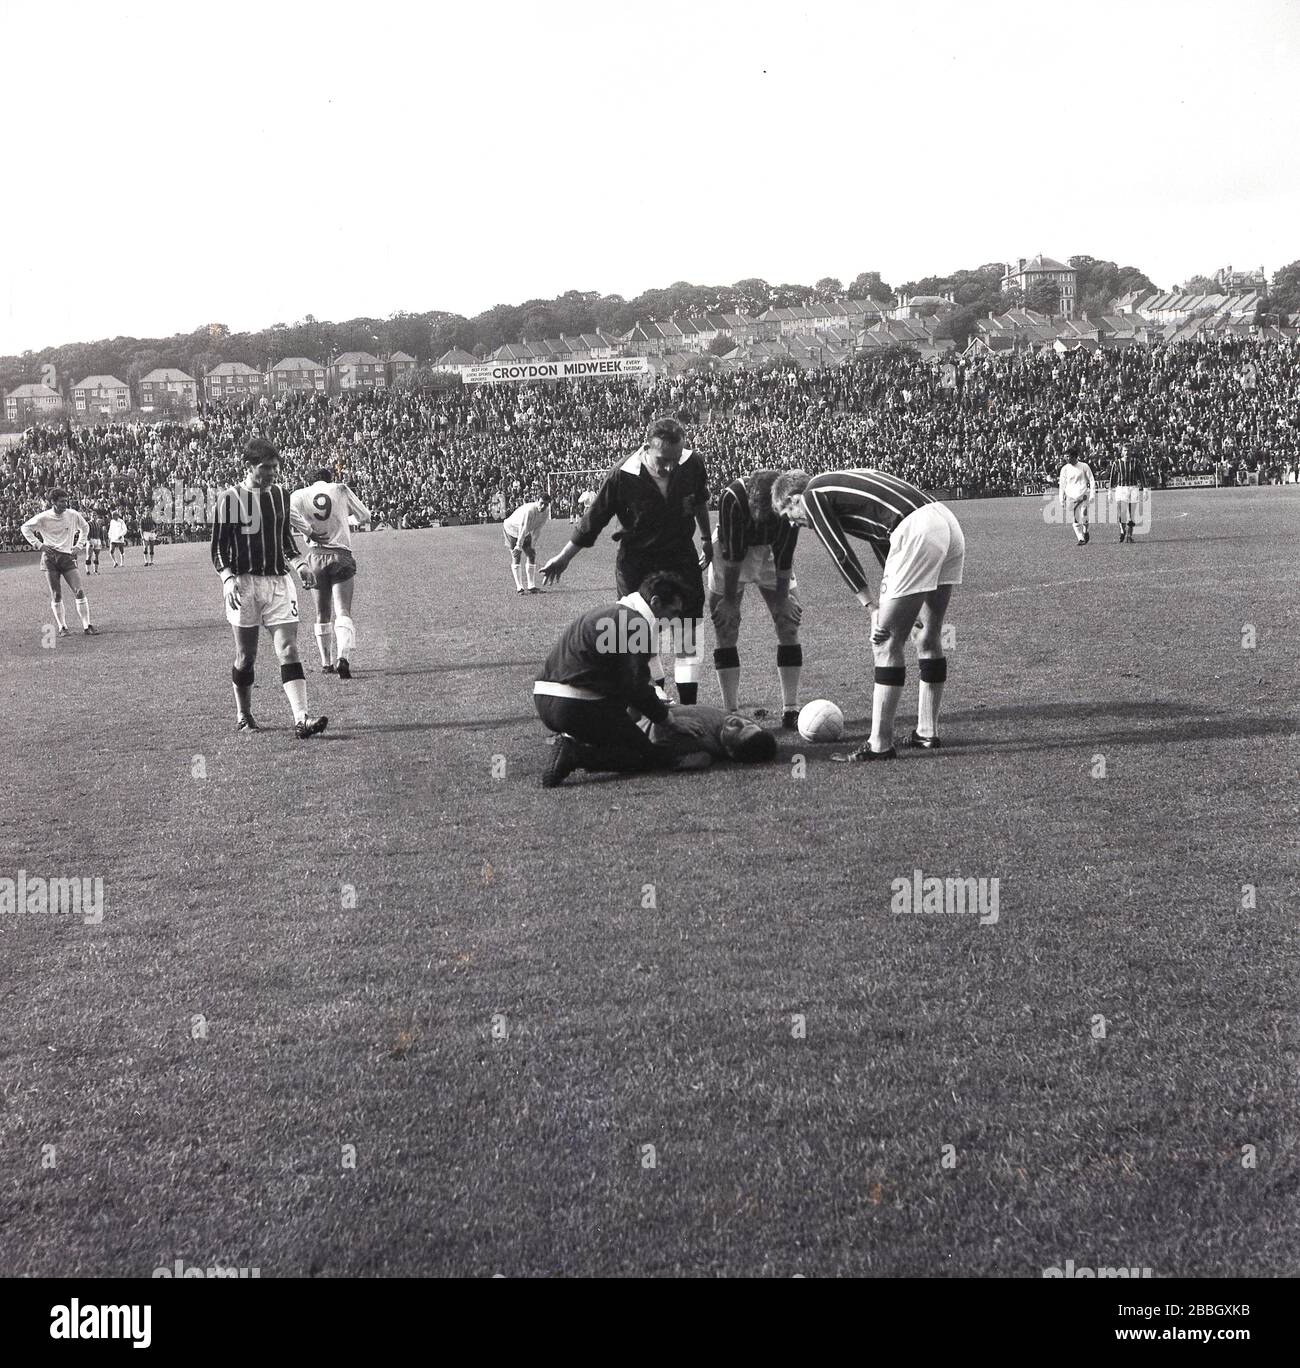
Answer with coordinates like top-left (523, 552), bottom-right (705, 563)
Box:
top-left (107, 512), bottom-right (128, 566)
top-left (289, 468), bottom-right (372, 679)
top-left (1058, 447), bottom-right (1096, 546)
top-left (20, 490), bottom-right (99, 635)
top-left (503, 495), bottom-right (551, 594)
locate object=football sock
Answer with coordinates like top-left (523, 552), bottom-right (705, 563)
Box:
top-left (776, 643), bottom-right (803, 710)
top-left (525, 560), bottom-right (537, 590)
top-left (871, 665), bottom-right (905, 751)
top-left (673, 619), bottom-right (703, 705)
top-left (281, 661), bottom-right (308, 722)
top-left (510, 561), bottom-right (524, 591)
top-left (314, 622), bottom-right (335, 665)
top-left (232, 665), bottom-right (254, 717)
top-left (51, 599), bottom-right (67, 630)
top-left (713, 646), bottom-right (741, 711)
top-left (74, 594), bottom-right (92, 629)
top-left (334, 615), bottom-right (355, 662)
top-left (1126, 520), bottom-right (1135, 539)
top-left (917, 656), bottom-right (947, 737)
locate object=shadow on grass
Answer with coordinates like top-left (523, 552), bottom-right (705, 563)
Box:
top-left (818, 699), bottom-right (1294, 758)
top-left (344, 714), bottom-right (537, 733)
top-left (367, 660), bottom-right (538, 677)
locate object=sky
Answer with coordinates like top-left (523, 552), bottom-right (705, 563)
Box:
top-left (2, 0), bottom-right (1299, 355)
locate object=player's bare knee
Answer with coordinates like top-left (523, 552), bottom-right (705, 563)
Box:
top-left (872, 634), bottom-right (903, 667)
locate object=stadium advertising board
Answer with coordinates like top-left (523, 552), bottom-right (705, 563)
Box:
top-left (465, 357), bottom-right (650, 385)
top-left (1167, 475), bottom-right (1217, 487)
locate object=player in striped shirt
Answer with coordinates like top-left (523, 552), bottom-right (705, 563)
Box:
top-left (501, 495), bottom-right (550, 594)
top-left (1058, 447), bottom-right (1096, 546)
top-left (21, 490), bottom-right (98, 636)
top-left (290, 468), bottom-right (372, 678)
top-left (211, 439), bottom-right (327, 738)
top-left (709, 470), bottom-right (804, 728)
top-left (772, 468), bottom-right (964, 760)
top-left (1108, 446), bottom-right (1148, 543)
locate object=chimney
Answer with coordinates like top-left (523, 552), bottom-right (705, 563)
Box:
top-left (1018, 258), bottom-right (1026, 273)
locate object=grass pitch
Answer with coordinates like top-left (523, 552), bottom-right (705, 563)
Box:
top-left (1, 488), bottom-right (1297, 1277)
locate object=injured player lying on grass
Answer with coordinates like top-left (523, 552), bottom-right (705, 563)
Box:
top-left (534, 568), bottom-right (777, 788)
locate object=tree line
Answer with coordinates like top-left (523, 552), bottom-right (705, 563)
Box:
top-left (19, 255), bottom-right (1297, 407)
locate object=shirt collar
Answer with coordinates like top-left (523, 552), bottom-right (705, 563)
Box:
top-left (621, 445), bottom-right (693, 476)
top-left (618, 591), bottom-right (660, 653)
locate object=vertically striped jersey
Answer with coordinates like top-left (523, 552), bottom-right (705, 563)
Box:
top-left (716, 479), bottom-right (799, 571)
top-left (21, 508), bottom-right (89, 554)
top-left (801, 469), bottom-right (935, 595)
top-left (290, 480), bottom-right (372, 552)
top-left (211, 483), bottom-right (302, 578)
top-left (1108, 452), bottom-right (1147, 488)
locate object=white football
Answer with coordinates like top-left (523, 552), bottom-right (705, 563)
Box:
top-left (798, 699), bottom-right (845, 743)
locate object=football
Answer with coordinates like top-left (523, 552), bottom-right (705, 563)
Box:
top-left (797, 698), bottom-right (845, 743)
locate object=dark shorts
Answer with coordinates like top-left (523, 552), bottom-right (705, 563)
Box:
top-left (307, 548), bottom-right (357, 588)
top-left (616, 549), bottom-right (705, 619)
top-left (534, 694), bottom-right (676, 773)
top-left (41, 550), bottom-right (79, 578)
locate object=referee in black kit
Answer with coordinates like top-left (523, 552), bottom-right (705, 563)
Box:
top-left (211, 437), bottom-right (328, 738)
top-left (540, 415), bottom-right (711, 703)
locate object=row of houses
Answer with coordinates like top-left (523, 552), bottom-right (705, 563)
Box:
top-left (968, 306), bottom-right (1297, 357)
top-left (4, 352), bottom-right (420, 422)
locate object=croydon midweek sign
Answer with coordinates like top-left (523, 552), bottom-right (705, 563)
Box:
top-left (464, 356), bottom-right (650, 384)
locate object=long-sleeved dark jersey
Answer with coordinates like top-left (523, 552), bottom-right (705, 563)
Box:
top-left (572, 446), bottom-right (709, 563)
top-left (716, 478), bottom-right (798, 571)
top-left (537, 598), bottom-right (669, 723)
top-left (801, 469), bottom-right (934, 595)
top-left (211, 483), bottom-right (302, 578)
top-left (1108, 452), bottom-right (1148, 488)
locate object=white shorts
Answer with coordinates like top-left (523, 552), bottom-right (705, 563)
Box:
top-left (706, 542), bottom-right (795, 593)
top-left (224, 573), bottom-right (299, 628)
top-left (141, 531), bottom-right (157, 543)
top-left (878, 503), bottom-right (965, 600)
top-left (1111, 486), bottom-right (1140, 504)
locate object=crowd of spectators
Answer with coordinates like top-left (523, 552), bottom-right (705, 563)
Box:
top-left (3, 337), bottom-right (1299, 549)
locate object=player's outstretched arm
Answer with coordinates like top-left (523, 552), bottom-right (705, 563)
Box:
top-left (541, 540), bottom-right (581, 584)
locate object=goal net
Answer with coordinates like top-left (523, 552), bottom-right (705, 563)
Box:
top-left (547, 468), bottom-right (608, 522)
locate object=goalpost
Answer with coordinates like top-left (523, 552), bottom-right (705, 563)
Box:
top-left (546, 468), bottom-right (609, 523)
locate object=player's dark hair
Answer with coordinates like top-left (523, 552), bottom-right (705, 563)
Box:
top-left (746, 469), bottom-right (780, 522)
top-left (732, 729), bottom-right (778, 764)
top-left (48, 488), bottom-right (69, 503)
top-left (770, 468), bottom-right (810, 512)
top-left (646, 415), bottom-right (686, 447)
top-left (244, 437), bottom-right (280, 465)
top-left (638, 569), bottom-right (691, 607)
top-left (309, 466), bottom-right (334, 485)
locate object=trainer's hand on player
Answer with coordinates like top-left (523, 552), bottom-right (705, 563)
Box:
top-left (223, 578), bottom-right (241, 611)
top-left (298, 566), bottom-right (317, 589)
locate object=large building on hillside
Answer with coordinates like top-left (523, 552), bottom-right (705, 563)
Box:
top-left (267, 357), bottom-right (327, 394)
top-left (204, 362), bottom-right (266, 403)
top-left (331, 352), bottom-right (387, 390)
top-left (139, 368), bottom-right (197, 409)
top-left (1001, 255), bottom-right (1077, 317)
top-left (72, 375), bottom-right (131, 414)
top-left (4, 382), bottom-right (64, 423)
